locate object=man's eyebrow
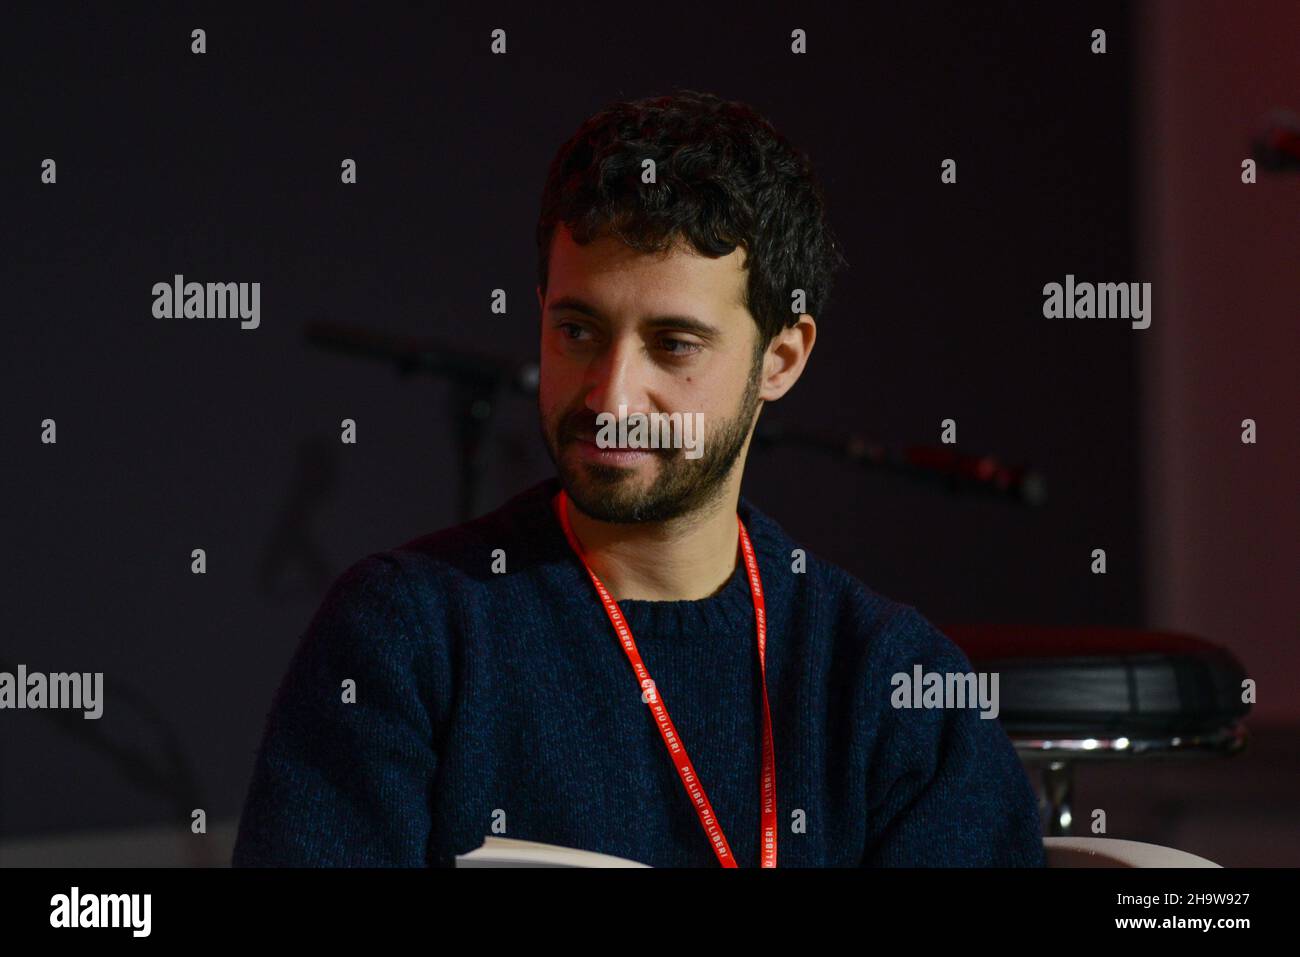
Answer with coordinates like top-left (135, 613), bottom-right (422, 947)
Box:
top-left (547, 296), bottom-right (721, 338)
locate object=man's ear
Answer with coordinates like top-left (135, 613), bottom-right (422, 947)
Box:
top-left (759, 315), bottom-right (817, 402)
top-left (536, 285), bottom-right (544, 313)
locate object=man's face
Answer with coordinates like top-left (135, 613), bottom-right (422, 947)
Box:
top-left (537, 224), bottom-right (764, 523)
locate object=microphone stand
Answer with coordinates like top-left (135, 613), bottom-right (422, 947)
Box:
top-left (752, 419), bottom-right (1047, 506)
top-left (304, 320), bottom-right (538, 521)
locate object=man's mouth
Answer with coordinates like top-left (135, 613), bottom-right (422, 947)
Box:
top-left (567, 432), bottom-right (657, 467)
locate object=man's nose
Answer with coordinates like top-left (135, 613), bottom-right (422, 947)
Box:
top-left (584, 336), bottom-right (652, 420)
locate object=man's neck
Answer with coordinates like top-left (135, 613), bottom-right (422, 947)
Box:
top-left (562, 485), bottom-right (742, 602)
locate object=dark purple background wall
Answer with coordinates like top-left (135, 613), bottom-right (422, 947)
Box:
top-left (0, 1), bottom-right (1281, 846)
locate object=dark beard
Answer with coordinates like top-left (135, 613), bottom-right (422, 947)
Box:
top-left (540, 347), bottom-right (764, 524)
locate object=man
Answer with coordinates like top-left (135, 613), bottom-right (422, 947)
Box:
top-left (233, 90), bottom-right (1045, 867)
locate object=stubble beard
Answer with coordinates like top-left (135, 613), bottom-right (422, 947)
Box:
top-left (540, 347), bottom-right (765, 524)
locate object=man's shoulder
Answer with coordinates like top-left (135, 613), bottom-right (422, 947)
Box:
top-left (392, 477), bottom-right (560, 567)
top-left (741, 495), bottom-right (907, 620)
top-left (357, 477), bottom-right (561, 597)
top-left (741, 497), bottom-right (968, 670)
top-left (310, 478), bottom-right (562, 628)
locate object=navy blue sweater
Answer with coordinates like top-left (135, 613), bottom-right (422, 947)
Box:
top-left (233, 477), bottom-right (1045, 867)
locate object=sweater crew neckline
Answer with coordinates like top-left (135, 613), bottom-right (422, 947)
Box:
top-left (520, 477), bottom-right (784, 640)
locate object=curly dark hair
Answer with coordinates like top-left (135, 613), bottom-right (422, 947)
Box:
top-left (535, 89), bottom-right (849, 355)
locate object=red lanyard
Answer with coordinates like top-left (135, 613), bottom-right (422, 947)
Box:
top-left (553, 490), bottom-right (778, 868)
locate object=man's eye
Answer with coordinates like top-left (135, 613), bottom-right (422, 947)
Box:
top-left (558, 322), bottom-right (590, 341)
top-left (660, 337), bottom-right (702, 356)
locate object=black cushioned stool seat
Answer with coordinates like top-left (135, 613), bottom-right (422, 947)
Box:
top-left (941, 625), bottom-right (1251, 835)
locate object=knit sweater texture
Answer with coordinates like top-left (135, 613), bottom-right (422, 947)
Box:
top-left (233, 477), bottom-right (1046, 867)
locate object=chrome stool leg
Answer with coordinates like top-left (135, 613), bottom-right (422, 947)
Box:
top-left (1040, 761), bottom-right (1074, 836)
